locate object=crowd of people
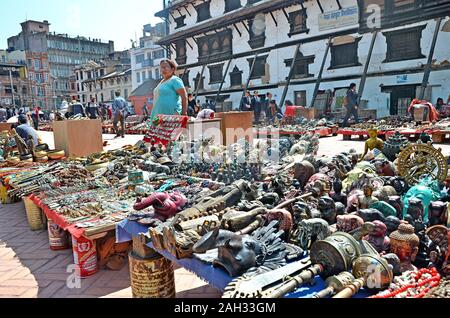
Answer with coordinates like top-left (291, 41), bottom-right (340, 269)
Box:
top-left (240, 90), bottom-right (285, 125)
top-left (3, 58), bottom-right (449, 135)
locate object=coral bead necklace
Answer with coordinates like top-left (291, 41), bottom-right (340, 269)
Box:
top-left (370, 268), bottom-right (441, 299)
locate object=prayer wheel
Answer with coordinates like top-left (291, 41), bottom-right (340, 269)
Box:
top-left (129, 251), bottom-right (176, 298)
top-left (23, 196), bottom-right (47, 231)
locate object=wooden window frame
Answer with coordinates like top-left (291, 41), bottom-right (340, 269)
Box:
top-left (288, 9), bottom-right (309, 37)
top-left (229, 66), bottom-right (243, 87)
top-left (175, 40), bottom-right (187, 65)
top-left (329, 38), bottom-right (362, 70)
top-left (174, 15), bottom-right (187, 29)
top-left (195, 1), bottom-right (212, 23)
top-left (208, 64), bottom-right (224, 84)
top-left (247, 55), bottom-right (268, 80)
top-left (197, 29), bottom-right (233, 62)
top-left (248, 17), bottom-right (266, 49)
top-left (224, 0), bottom-right (242, 13)
top-left (383, 25), bottom-right (426, 63)
top-left (284, 54), bottom-right (315, 79)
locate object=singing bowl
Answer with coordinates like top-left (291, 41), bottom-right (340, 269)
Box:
top-left (34, 151), bottom-right (48, 158)
top-left (47, 150), bottom-right (65, 160)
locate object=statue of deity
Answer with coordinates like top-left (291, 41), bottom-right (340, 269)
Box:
top-left (389, 223), bottom-right (420, 273)
top-left (357, 183), bottom-right (379, 210)
top-left (360, 128), bottom-right (384, 161)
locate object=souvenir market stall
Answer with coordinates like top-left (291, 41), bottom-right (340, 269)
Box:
top-left (114, 129), bottom-right (449, 299)
top-left (1, 112), bottom-right (449, 298)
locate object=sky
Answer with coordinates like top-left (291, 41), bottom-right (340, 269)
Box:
top-left (0, 0), bottom-right (164, 51)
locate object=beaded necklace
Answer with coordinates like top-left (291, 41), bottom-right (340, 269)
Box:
top-left (370, 268), bottom-right (441, 299)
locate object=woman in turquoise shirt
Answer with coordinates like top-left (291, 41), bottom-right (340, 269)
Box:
top-left (151, 59), bottom-right (188, 120)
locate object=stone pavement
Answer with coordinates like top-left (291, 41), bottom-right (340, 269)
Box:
top-left (0, 202), bottom-right (222, 298)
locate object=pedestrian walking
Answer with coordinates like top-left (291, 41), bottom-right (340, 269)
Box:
top-left (112, 91), bottom-right (128, 138)
top-left (342, 83), bottom-right (359, 128)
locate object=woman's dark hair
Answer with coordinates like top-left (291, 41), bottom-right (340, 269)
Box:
top-left (349, 83), bottom-right (357, 90)
top-left (437, 98), bottom-right (444, 103)
top-left (160, 59), bottom-right (177, 71)
top-left (285, 100), bottom-right (294, 106)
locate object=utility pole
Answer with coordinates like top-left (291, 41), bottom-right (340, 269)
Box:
top-left (8, 68), bottom-right (16, 109)
top-left (419, 18), bottom-right (443, 100)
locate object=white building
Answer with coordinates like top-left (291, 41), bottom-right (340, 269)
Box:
top-left (130, 23), bottom-right (167, 91)
top-left (74, 58), bottom-right (132, 106)
top-left (156, 0), bottom-right (450, 118)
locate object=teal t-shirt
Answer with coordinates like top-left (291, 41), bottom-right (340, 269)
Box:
top-left (151, 76), bottom-right (185, 119)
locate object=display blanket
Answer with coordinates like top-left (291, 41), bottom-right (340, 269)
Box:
top-left (143, 115), bottom-right (189, 146)
top-left (116, 219), bottom-right (372, 298)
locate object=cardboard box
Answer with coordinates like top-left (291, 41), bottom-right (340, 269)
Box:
top-left (53, 119), bottom-right (103, 157)
top-left (216, 112), bottom-right (253, 146)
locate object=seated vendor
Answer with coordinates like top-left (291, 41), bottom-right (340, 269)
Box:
top-left (15, 114), bottom-right (40, 146)
top-left (196, 108), bottom-right (215, 120)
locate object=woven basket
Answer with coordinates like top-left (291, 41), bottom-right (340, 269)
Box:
top-left (0, 184), bottom-right (9, 204)
top-left (23, 197), bottom-right (47, 231)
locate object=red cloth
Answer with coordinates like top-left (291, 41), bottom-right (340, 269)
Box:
top-left (408, 99), bottom-right (440, 122)
top-left (284, 106), bottom-right (305, 117)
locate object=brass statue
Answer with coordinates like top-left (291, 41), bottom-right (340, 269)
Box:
top-left (360, 128), bottom-right (384, 161)
top-left (397, 143), bottom-right (448, 185)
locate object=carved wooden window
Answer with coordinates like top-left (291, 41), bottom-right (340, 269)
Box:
top-left (248, 56), bottom-right (268, 79)
top-left (196, 1), bottom-right (211, 23)
top-left (289, 10), bottom-right (308, 36)
top-left (174, 15), bottom-right (186, 29)
top-left (194, 72), bottom-right (204, 91)
top-left (197, 30), bottom-right (233, 62)
top-left (209, 64), bottom-right (224, 84)
top-left (384, 25), bottom-right (426, 62)
top-left (229, 66), bottom-right (243, 87)
top-left (182, 70), bottom-right (190, 87)
top-left (224, 0), bottom-right (241, 13)
top-left (175, 40), bottom-right (187, 65)
top-left (330, 40), bottom-right (361, 69)
top-left (284, 53), bottom-right (315, 79)
top-left (248, 15), bottom-right (266, 49)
